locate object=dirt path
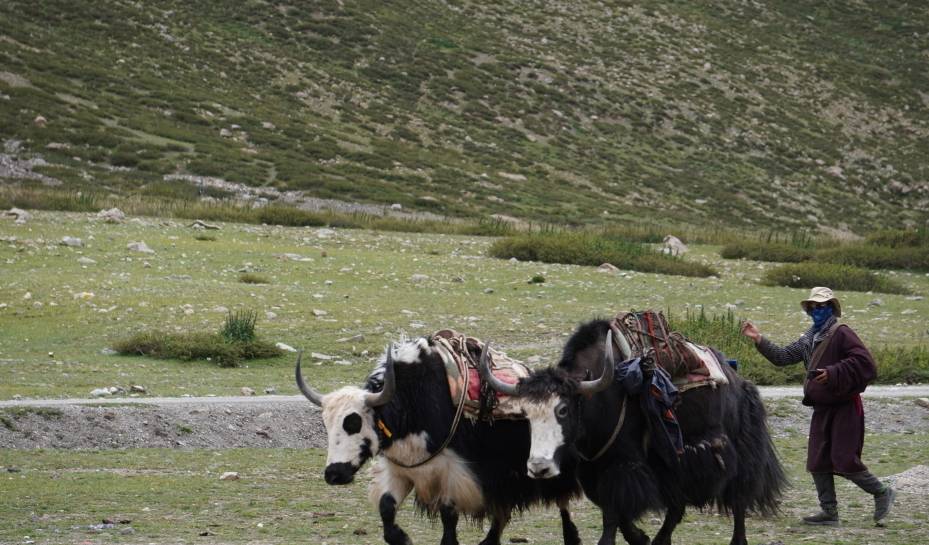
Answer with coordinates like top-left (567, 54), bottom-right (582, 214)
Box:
top-left (1, 386), bottom-right (927, 450)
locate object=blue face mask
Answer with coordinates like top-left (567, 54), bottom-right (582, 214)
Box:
top-left (809, 305), bottom-right (833, 329)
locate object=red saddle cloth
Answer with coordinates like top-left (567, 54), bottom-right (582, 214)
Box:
top-left (431, 329), bottom-right (529, 420)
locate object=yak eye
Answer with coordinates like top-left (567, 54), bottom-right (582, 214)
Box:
top-left (555, 403), bottom-right (569, 419)
top-left (342, 413), bottom-right (363, 434)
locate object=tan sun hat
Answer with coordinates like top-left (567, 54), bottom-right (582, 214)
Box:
top-left (801, 286), bottom-right (842, 317)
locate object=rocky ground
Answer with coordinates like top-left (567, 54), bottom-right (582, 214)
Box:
top-left (2, 395), bottom-right (928, 450)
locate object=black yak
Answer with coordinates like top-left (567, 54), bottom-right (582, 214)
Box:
top-left (481, 319), bottom-right (786, 545)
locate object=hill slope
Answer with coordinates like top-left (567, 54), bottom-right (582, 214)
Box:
top-left (1, 0), bottom-right (927, 232)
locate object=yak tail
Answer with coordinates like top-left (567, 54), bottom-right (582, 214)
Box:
top-left (727, 380), bottom-right (788, 516)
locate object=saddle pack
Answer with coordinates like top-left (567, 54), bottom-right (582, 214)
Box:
top-left (610, 310), bottom-right (728, 389)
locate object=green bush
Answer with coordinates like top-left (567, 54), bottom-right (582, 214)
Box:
top-left (222, 310), bottom-right (258, 343)
top-left (815, 244), bottom-right (929, 272)
top-left (872, 345), bottom-right (929, 384)
top-left (488, 232), bottom-right (717, 277)
top-left (866, 228), bottom-right (929, 248)
top-left (113, 310), bottom-right (280, 367)
top-left (238, 273), bottom-right (270, 285)
top-left (762, 263), bottom-right (912, 294)
top-left (720, 241), bottom-right (814, 263)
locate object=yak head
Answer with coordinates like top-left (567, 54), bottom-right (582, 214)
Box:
top-left (479, 331), bottom-right (619, 479)
top-left (295, 345), bottom-right (397, 485)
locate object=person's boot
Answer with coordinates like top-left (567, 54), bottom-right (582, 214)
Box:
top-left (873, 486), bottom-right (896, 522)
top-left (802, 509), bottom-right (839, 526)
top-left (847, 471), bottom-right (895, 522)
top-left (804, 472), bottom-right (839, 526)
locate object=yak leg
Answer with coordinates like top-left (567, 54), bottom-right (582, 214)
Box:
top-left (376, 476), bottom-right (414, 545)
top-left (617, 517), bottom-right (650, 545)
top-left (558, 497), bottom-right (581, 545)
top-left (598, 509), bottom-right (650, 545)
top-left (728, 504), bottom-right (747, 545)
top-left (652, 503), bottom-right (685, 545)
top-left (439, 504), bottom-right (459, 545)
top-left (477, 512), bottom-right (510, 545)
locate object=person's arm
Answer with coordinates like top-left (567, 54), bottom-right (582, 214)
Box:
top-left (742, 321), bottom-right (804, 367)
top-left (822, 327), bottom-right (877, 395)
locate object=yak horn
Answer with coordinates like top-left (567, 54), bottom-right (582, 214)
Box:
top-left (477, 341), bottom-right (519, 396)
top-left (364, 344), bottom-right (396, 407)
top-left (295, 351), bottom-right (325, 406)
top-left (578, 330), bottom-right (616, 395)
top-left (613, 328), bottom-right (632, 360)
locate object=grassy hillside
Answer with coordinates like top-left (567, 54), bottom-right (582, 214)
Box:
top-left (1, 0), bottom-right (927, 232)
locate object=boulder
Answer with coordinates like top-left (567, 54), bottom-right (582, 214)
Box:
top-left (662, 235), bottom-right (688, 256)
top-left (97, 208), bottom-right (125, 223)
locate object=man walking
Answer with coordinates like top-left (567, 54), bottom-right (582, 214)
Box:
top-left (741, 287), bottom-right (895, 526)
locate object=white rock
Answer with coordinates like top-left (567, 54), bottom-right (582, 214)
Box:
top-left (411, 274), bottom-right (429, 283)
top-left (390, 203), bottom-right (403, 210)
top-left (3, 208), bottom-right (32, 224)
top-left (240, 387), bottom-right (255, 396)
top-left (97, 208), bottom-right (126, 223)
top-left (311, 352), bottom-right (335, 361)
top-left (90, 388), bottom-right (110, 397)
top-left (213, 306), bottom-right (229, 313)
top-left (275, 342), bottom-right (297, 352)
top-left (915, 398), bottom-right (929, 410)
top-left (598, 263), bottom-right (619, 273)
top-left (662, 235), bottom-right (688, 256)
top-left (78, 257), bottom-right (96, 265)
top-left (265, 311), bottom-right (276, 320)
top-left (316, 228), bottom-right (336, 238)
top-left (312, 309), bottom-right (328, 317)
top-left (219, 472), bottom-right (240, 481)
top-left (127, 241), bottom-right (154, 254)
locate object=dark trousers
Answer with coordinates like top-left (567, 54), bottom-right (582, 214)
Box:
top-left (812, 471), bottom-right (885, 512)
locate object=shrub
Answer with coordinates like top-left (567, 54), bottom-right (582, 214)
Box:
top-left (871, 345), bottom-right (929, 384)
top-left (488, 232), bottom-right (717, 278)
top-left (239, 273), bottom-right (270, 285)
top-left (528, 275), bottom-right (546, 284)
top-left (866, 228), bottom-right (929, 248)
top-left (222, 310), bottom-right (258, 342)
top-left (720, 241), bottom-right (814, 263)
top-left (762, 263), bottom-right (912, 294)
top-left (814, 244), bottom-right (929, 272)
top-left (667, 309), bottom-right (804, 385)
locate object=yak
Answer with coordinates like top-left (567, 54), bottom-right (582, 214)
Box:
top-left (480, 319), bottom-right (786, 545)
top-left (296, 336), bottom-right (582, 545)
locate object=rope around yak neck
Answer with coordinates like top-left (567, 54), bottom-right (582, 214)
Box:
top-left (576, 395), bottom-right (627, 462)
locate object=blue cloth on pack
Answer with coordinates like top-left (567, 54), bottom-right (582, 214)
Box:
top-left (616, 357), bottom-right (684, 465)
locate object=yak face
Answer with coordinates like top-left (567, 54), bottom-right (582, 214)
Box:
top-left (522, 395), bottom-right (577, 478)
top-left (319, 387), bottom-right (379, 485)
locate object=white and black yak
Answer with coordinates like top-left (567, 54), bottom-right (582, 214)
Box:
top-left (296, 336), bottom-right (582, 545)
top-left (480, 320), bottom-right (786, 545)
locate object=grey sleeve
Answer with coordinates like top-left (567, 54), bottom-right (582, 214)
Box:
top-left (756, 336), bottom-right (806, 367)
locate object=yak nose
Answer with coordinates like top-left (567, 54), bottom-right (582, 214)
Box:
top-left (324, 463), bottom-right (355, 485)
top-left (527, 457), bottom-right (559, 479)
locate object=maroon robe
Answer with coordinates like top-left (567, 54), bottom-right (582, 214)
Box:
top-left (802, 325), bottom-right (877, 474)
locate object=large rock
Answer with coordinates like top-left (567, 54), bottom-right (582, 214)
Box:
top-left (127, 241), bottom-right (155, 254)
top-left (662, 235), bottom-right (688, 256)
top-left (3, 208), bottom-right (31, 224)
top-left (97, 208), bottom-right (126, 223)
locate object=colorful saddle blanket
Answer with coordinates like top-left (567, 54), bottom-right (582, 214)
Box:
top-left (431, 329), bottom-right (529, 421)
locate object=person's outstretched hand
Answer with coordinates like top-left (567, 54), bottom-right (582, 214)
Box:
top-left (740, 320), bottom-right (761, 344)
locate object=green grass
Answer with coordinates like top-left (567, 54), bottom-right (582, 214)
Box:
top-left (1, 1), bottom-right (928, 232)
top-left (488, 232), bottom-right (717, 278)
top-left (0, 432), bottom-right (927, 544)
top-left (1, 212), bottom-right (927, 399)
top-left (763, 263), bottom-right (913, 295)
